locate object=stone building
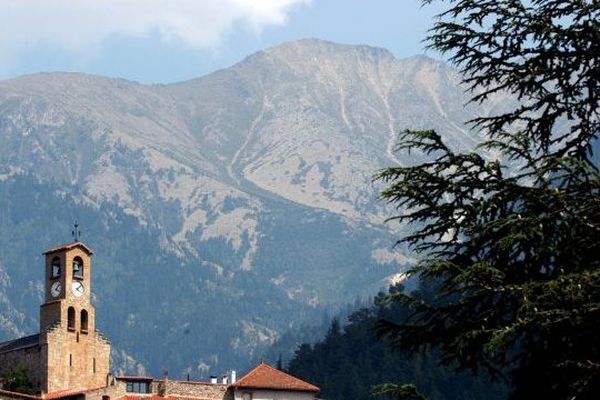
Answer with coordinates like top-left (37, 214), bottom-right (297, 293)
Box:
top-left (0, 242), bottom-right (110, 394)
top-left (0, 241), bottom-right (319, 400)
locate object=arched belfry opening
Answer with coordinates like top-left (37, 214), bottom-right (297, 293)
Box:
top-left (51, 256), bottom-right (61, 278)
top-left (81, 309), bottom-right (89, 333)
top-left (73, 256), bottom-right (84, 279)
top-left (67, 306), bottom-right (76, 331)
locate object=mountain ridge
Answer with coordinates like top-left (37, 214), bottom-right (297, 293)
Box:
top-left (0, 38), bottom-right (508, 375)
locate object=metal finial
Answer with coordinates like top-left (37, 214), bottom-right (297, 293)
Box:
top-left (71, 221), bottom-right (81, 242)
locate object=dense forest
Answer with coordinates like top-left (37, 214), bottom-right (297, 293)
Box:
top-left (285, 284), bottom-right (507, 400)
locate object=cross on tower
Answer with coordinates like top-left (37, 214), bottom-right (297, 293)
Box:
top-left (71, 221), bottom-right (81, 242)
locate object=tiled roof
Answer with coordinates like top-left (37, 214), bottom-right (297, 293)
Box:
top-left (43, 386), bottom-right (105, 399)
top-left (114, 377), bottom-right (225, 386)
top-left (118, 396), bottom-right (217, 400)
top-left (116, 376), bottom-right (155, 381)
top-left (0, 334), bottom-right (39, 354)
top-left (162, 380), bottom-right (226, 386)
top-left (42, 241), bottom-right (93, 255)
top-left (0, 389), bottom-right (40, 400)
top-left (232, 363), bottom-right (319, 392)
top-left (117, 396), bottom-right (165, 400)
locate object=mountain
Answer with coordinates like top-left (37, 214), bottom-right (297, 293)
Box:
top-left (0, 39), bottom-right (510, 376)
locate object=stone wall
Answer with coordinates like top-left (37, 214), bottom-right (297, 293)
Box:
top-left (81, 379), bottom-right (232, 400)
top-left (0, 346), bottom-right (41, 391)
top-left (82, 378), bottom-right (127, 400)
top-left (40, 325), bottom-right (111, 393)
top-left (39, 302), bottom-right (61, 333)
top-left (161, 380), bottom-right (231, 400)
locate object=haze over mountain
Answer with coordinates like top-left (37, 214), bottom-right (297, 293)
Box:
top-left (0, 39), bottom-right (510, 375)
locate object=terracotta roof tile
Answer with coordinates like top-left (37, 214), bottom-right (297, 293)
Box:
top-left (162, 380), bottom-right (226, 386)
top-left (43, 386), bottom-right (105, 399)
top-left (118, 396), bottom-right (217, 400)
top-left (116, 376), bottom-right (155, 381)
top-left (233, 363), bottom-right (319, 392)
top-left (0, 389), bottom-right (41, 400)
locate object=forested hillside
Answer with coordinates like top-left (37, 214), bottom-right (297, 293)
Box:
top-left (286, 285), bottom-right (507, 400)
top-left (0, 174), bottom-right (325, 373)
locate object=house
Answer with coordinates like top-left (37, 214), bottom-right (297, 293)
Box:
top-left (231, 363), bottom-right (319, 400)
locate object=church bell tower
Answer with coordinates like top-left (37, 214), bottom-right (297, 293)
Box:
top-left (40, 241), bottom-right (95, 332)
top-left (38, 240), bottom-right (110, 394)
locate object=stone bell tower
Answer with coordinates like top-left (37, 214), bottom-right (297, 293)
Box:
top-left (38, 240), bottom-right (111, 394)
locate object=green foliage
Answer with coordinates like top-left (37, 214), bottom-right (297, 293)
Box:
top-left (2, 365), bottom-right (36, 394)
top-left (372, 384), bottom-right (426, 400)
top-left (286, 287), bottom-right (506, 400)
top-left (375, 1), bottom-right (600, 399)
top-left (424, 0), bottom-right (600, 160)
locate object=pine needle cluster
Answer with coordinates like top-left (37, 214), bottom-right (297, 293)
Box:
top-left (376, 1), bottom-right (600, 399)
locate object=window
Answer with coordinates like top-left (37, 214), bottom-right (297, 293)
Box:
top-left (242, 393), bottom-right (252, 400)
top-left (126, 381), bottom-right (150, 394)
top-left (93, 358), bottom-right (96, 373)
top-left (81, 309), bottom-right (88, 332)
top-left (69, 354), bottom-right (72, 367)
top-left (73, 257), bottom-right (84, 279)
top-left (67, 307), bottom-right (76, 330)
top-left (51, 257), bottom-right (61, 278)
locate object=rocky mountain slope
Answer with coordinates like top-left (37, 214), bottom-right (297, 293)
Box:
top-left (0, 39), bottom-right (510, 376)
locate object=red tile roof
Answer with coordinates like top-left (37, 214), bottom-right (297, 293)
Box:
top-left (162, 379), bottom-right (226, 386)
top-left (116, 376), bottom-right (155, 381)
top-left (232, 363), bottom-right (319, 392)
top-left (0, 389), bottom-right (41, 400)
top-left (43, 386), bottom-right (105, 399)
top-left (43, 241), bottom-right (93, 255)
top-left (118, 396), bottom-right (217, 400)
top-left (117, 396), bottom-right (164, 400)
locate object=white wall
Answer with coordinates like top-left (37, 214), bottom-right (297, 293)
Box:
top-left (233, 389), bottom-right (316, 400)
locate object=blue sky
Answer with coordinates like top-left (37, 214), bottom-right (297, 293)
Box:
top-left (0, 1), bottom-right (443, 84)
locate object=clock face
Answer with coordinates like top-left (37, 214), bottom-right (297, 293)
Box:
top-left (71, 281), bottom-right (85, 297)
top-left (50, 281), bottom-right (62, 298)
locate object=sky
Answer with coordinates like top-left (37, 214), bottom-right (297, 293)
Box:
top-left (0, 0), bottom-right (444, 84)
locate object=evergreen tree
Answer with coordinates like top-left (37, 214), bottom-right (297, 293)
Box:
top-left (287, 287), bottom-right (505, 400)
top-left (376, 1), bottom-right (600, 399)
top-left (2, 365), bottom-right (36, 394)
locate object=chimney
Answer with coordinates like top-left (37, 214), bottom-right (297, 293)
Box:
top-left (210, 376), bottom-right (217, 384)
top-left (221, 374), bottom-right (228, 384)
top-left (230, 370), bottom-right (236, 384)
top-left (159, 371), bottom-right (169, 397)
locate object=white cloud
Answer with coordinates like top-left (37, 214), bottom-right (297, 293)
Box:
top-left (0, 0), bottom-right (309, 68)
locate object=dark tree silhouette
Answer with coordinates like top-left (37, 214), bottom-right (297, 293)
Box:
top-left (376, 1), bottom-right (600, 399)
